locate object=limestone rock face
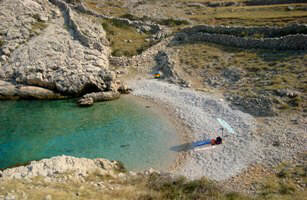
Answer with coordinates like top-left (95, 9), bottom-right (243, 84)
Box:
top-left (0, 80), bottom-right (65, 99)
top-left (0, 155), bottom-right (120, 179)
top-left (0, 0), bottom-right (115, 97)
top-left (78, 96), bottom-right (94, 106)
top-left (78, 91), bottom-right (121, 106)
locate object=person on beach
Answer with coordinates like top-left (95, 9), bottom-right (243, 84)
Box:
top-left (211, 136), bottom-right (222, 145)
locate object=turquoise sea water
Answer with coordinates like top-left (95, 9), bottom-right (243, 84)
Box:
top-left (0, 96), bottom-right (181, 170)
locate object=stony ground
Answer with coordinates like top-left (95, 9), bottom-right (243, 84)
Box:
top-left (128, 79), bottom-right (306, 182)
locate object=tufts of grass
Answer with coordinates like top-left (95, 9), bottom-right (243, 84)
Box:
top-left (101, 19), bottom-right (152, 57)
top-left (0, 161), bottom-right (306, 200)
top-left (147, 173), bottom-right (251, 200)
top-left (31, 22), bottom-right (48, 34)
top-left (175, 42), bottom-right (307, 114)
top-left (120, 13), bottom-right (143, 21)
top-left (0, 39), bottom-right (4, 47)
top-left (156, 18), bottom-right (190, 27)
top-left (115, 160), bottom-right (127, 173)
top-left (84, 0), bottom-right (128, 17)
top-left (257, 163), bottom-right (307, 200)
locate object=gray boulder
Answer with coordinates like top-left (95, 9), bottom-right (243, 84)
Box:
top-left (228, 95), bottom-right (275, 117)
top-left (0, 80), bottom-right (66, 100)
top-left (0, 0), bottom-right (116, 97)
top-left (1, 155), bottom-right (121, 179)
top-left (78, 97), bottom-right (94, 107)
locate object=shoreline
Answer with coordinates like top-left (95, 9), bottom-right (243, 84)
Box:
top-left (0, 94), bottom-right (188, 173)
top-left (125, 93), bottom-right (194, 172)
top-left (127, 78), bottom-right (265, 181)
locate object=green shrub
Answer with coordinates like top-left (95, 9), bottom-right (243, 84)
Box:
top-left (120, 14), bottom-right (142, 21)
top-left (157, 18), bottom-right (189, 27)
top-left (146, 174), bottom-right (243, 200)
top-left (116, 160), bottom-right (127, 173)
top-left (109, 18), bottom-right (131, 29)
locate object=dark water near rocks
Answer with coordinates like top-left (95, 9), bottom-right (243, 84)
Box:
top-left (0, 96), bottom-right (181, 170)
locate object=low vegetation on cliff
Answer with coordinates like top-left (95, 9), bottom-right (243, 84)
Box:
top-left (1, 160), bottom-right (305, 200)
top-left (175, 42), bottom-right (306, 116)
top-left (101, 19), bottom-right (152, 57)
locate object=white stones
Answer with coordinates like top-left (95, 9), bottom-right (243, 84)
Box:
top-left (44, 195), bottom-right (52, 200)
top-left (129, 79), bottom-right (261, 181)
top-left (0, 55), bottom-right (7, 62)
top-left (4, 194), bottom-right (15, 200)
top-left (2, 48), bottom-right (10, 55)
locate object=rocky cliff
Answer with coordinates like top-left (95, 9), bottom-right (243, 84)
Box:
top-left (0, 0), bottom-right (122, 99)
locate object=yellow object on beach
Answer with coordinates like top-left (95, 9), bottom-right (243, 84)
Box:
top-left (154, 73), bottom-right (161, 78)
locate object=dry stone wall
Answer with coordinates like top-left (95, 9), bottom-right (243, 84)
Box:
top-left (175, 25), bottom-right (307, 50)
top-left (245, 0), bottom-right (307, 6)
top-left (183, 24), bottom-right (307, 38)
top-left (75, 1), bottom-right (161, 34)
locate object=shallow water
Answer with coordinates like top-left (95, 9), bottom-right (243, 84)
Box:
top-left (0, 96), bottom-right (181, 170)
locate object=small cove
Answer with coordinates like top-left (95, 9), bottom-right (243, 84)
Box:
top-left (0, 95), bottom-right (182, 171)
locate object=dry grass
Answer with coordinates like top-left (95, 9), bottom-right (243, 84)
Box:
top-left (101, 19), bottom-right (152, 57)
top-left (256, 163), bottom-right (307, 200)
top-left (134, 1), bottom-right (307, 26)
top-left (175, 42), bottom-right (307, 112)
top-left (0, 162), bottom-right (305, 200)
top-left (82, 0), bottom-right (307, 27)
top-left (84, 0), bottom-right (128, 17)
top-left (31, 22), bottom-right (48, 34)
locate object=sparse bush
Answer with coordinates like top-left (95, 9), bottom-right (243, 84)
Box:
top-left (116, 160), bottom-right (127, 173)
top-left (120, 14), bottom-right (142, 21)
top-left (109, 19), bottom-right (130, 29)
top-left (146, 174), bottom-right (249, 200)
top-left (157, 18), bottom-right (189, 27)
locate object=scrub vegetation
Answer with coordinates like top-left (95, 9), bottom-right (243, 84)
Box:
top-left (84, 0), bottom-right (307, 27)
top-left (31, 21), bottom-right (48, 34)
top-left (101, 19), bottom-right (153, 57)
top-left (84, 0), bottom-right (128, 17)
top-left (175, 42), bottom-right (307, 113)
top-left (1, 162), bottom-right (305, 200)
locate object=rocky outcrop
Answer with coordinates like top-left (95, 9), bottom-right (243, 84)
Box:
top-left (0, 155), bottom-right (121, 179)
top-left (154, 51), bottom-right (191, 87)
top-left (49, 0), bottom-right (109, 50)
top-left (0, 0), bottom-right (55, 65)
top-left (0, 0), bottom-right (122, 98)
top-left (227, 95), bottom-right (275, 117)
top-left (78, 91), bottom-right (120, 106)
top-left (0, 80), bottom-right (65, 100)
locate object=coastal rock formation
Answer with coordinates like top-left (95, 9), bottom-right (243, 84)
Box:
top-left (0, 155), bottom-right (121, 179)
top-left (0, 0), bottom-right (123, 99)
top-left (78, 91), bottom-right (121, 106)
top-left (0, 80), bottom-right (65, 100)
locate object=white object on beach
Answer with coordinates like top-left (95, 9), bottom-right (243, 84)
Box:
top-left (194, 145), bottom-right (216, 151)
top-left (217, 118), bottom-right (235, 134)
